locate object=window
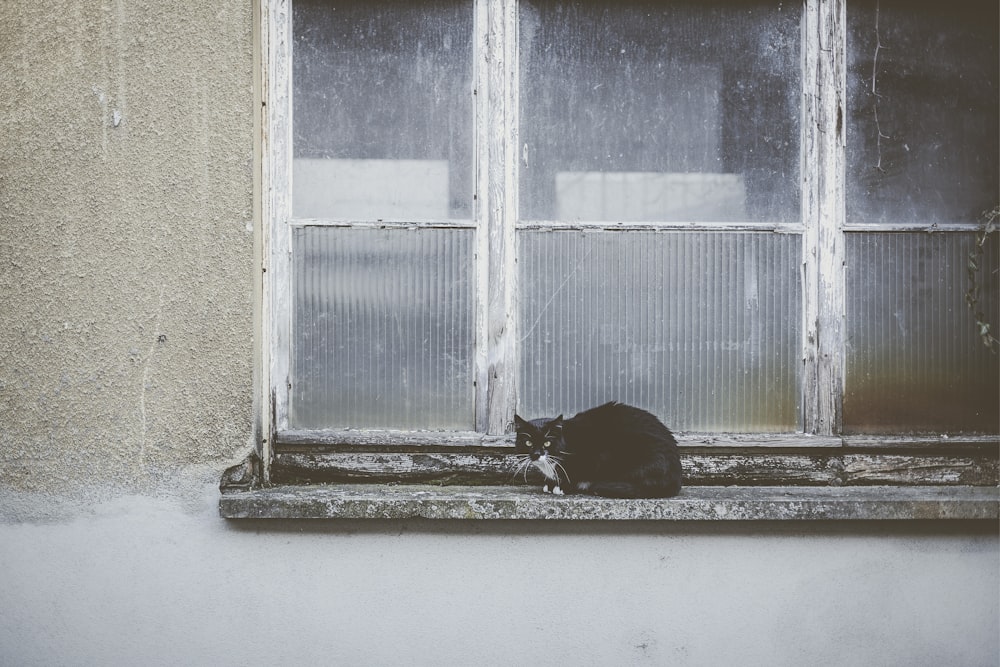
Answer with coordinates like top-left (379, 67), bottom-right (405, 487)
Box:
top-left (256, 0), bottom-right (998, 486)
top-left (843, 0), bottom-right (999, 433)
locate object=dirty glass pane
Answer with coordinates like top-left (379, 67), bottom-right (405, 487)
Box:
top-left (847, 0), bottom-right (999, 225)
top-left (519, 0), bottom-right (801, 223)
top-left (291, 227), bottom-right (475, 429)
top-left (518, 231), bottom-right (802, 432)
top-left (844, 233), bottom-right (1000, 433)
top-left (292, 0), bottom-right (473, 220)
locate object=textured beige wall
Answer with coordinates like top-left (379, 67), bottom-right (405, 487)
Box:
top-left (0, 1), bottom-right (255, 495)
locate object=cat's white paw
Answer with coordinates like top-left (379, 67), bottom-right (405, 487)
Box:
top-left (542, 484), bottom-right (552, 494)
top-left (551, 485), bottom-right (564, 496)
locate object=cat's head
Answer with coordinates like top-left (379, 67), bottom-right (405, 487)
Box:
top-left (513, 413), bottom-right (566, 461)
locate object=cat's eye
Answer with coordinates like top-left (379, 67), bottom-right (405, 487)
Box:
top-left (543, 441), bottom-right (551, 448)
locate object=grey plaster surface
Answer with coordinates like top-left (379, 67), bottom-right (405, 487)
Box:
top-left (220, 483), bottom-right (1000, 521)
top-left (1, 1), bottom-right (255, 496)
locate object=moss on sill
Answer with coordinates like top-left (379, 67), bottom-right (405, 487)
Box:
top-left (219, 483), bottom-right (999, 521)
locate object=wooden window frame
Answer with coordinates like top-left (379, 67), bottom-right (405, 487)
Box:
top-left (242, 0), bottom-right (998, 494)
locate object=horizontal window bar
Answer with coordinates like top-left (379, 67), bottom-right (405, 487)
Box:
top-left (288, 218), bottom-right (477, 229)
top-left (843, 223), bottom-right (987, 233)
top-left (517, 220), bottom-right (805, 233)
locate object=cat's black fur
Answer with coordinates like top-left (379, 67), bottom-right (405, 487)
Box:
top-left (513, 402), bottom-right (682, 498)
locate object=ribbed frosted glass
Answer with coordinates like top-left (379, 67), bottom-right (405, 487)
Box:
top-left (519, 0), bottom-right (801, 223)
top-left (291, 227), bottom-right (474, 430)
top-left (845, 233), bottom-right (999, 434)
top-left (518, 231), bottom-right (802, 432)
top-left (846, 0), bottom-right (998, 225)
top-left (292, 0), bottom-right (473, 220)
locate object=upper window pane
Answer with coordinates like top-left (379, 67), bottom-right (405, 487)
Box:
top-left (847, 0), bottom-right (999, 225)
top-left (519, 0), bottom-right (801, 223)
top-left (292, 0), bottom-right (474, 220)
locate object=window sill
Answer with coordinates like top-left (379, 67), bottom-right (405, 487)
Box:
top-left (219, 483), bottom-right (999, 521)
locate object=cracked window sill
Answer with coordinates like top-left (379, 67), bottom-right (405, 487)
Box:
top-left (219, 484), bottom-right (999, 521)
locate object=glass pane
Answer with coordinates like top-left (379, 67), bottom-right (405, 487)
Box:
top-left (292, 0), bottom-right (473, 220)
top-left (847, 0), bottom-right (999, 225)
top-left (845, 233), bottom-right (999, 433)
top-left (518, 231), bottom-right (802, 432)
top-left (519, 0), bottom-right (801, 223)
top-left (291, 227), bottom-right (475, 429)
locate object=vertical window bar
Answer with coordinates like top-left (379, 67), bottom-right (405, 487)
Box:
top-left (268, 0), bottom-right (293, 438)
top-left (476, 0), bottom-right (518, 434)
top-left (802, 0), bottom-right (847, 435)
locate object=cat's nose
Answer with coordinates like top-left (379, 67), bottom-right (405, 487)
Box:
top-left (529, 452), bottom-right (540, 461)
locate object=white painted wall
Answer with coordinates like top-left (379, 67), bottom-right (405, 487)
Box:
top-left (2, 480), bottom-right (997, 667)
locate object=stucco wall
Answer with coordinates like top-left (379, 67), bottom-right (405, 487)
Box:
top-left (1, 3), bottom-right (997, 666)
top-left (1, 0), bottom-right (255, 496)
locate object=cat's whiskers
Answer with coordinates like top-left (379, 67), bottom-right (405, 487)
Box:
top-left (511, 454), bottom-right (534, 484)
top-left (549, 455), bottom-right (570, 485)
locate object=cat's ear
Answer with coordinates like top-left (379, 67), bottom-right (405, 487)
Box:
top-left (513, 414), bottom-right (527, 430)
top-left (553, 415), bottom-right (564, 427)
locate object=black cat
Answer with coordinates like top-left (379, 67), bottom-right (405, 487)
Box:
top-left (513, 401), bottom-right (682, 498)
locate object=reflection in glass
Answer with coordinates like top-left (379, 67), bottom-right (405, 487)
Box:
top-left (291, 227), bottom-right (475, 429)
top-left (292, 0), bottom-right (473, 220)
top-left (519, 0), bottom-right (801, 223)
top-left (518, 231), bottom-right (802, 432)
top-left (845, 233), bottom-right (999, 433)
top-left (847, 0), bottom-right (999, 225)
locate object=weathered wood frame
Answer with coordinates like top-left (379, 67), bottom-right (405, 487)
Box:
top-left (802, 0), bottom-right (846, 436)
top-left (248, 0), bottom-right (999, 490)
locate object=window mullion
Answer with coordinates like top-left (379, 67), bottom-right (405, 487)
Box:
top-left (475, 0), bottom-right (518, 435)
top-left (802, 0), bottom-right (847, 435)
top-left (266, 0), bottom-right (293, 446)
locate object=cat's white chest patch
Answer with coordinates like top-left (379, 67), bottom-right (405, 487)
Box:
top-left (532, 456), bottom-right (555, 480)
top-left (532, 454), bottom-right (565, 494)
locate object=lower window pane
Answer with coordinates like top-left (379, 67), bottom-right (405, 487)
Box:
top-left (291, 227), bottom-right (474, 430)
top-left (518, 231), bottom-right (802, 432)
top-left (845, 233), bottom-right (1000, 433)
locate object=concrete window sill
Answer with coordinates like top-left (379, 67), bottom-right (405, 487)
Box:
top-left (219, 484), bottom-right (999, 521)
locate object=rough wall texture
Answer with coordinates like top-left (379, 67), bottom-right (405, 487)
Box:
top-left (0, 0), bottom-right (255, 496)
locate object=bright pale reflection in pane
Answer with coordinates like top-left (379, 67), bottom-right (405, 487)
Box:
top-left (293, 159), bottom-right (450, 220)
top-left (557, 172), bottom-right (747, 222)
